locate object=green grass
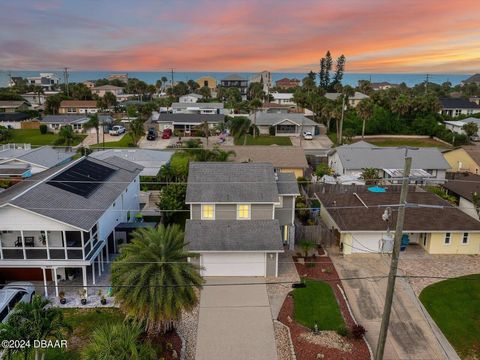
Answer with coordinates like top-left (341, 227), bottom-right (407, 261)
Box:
top-left (362, 137), bottom-right (450, 148)
top-left (419, 274), bottom-right (480, 359)
top-left (2, 129), bottom-right (86, 146)
top-left (327, 132), bottom-right (337, 145)
top-left (90, 134), bottom-right (135, 148)
top-left (293, 279), bottom-right (345, 330)
top-left (26, 308), bottom-right (124, 360)
top-left (234, 135), bottom-right (292, 146)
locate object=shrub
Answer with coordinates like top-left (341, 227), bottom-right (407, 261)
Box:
top-left (299, 240), bottom-right (316, 257)
top-left (336, 325), bottom-right (349, 337)
top-left (39, 124), bottom-right (48, 134)
top-left (315, 163), bottom-right (333, 177)
top-left (269, 125), bottom-right (275, 135)
top-left (350, 324), bottom-right (366, 339)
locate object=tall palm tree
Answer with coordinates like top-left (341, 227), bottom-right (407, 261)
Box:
top-left (128, 119), bottom-right (145, 146)
top-left (229, 116), bottom-right (251, 145)
top-left (249, 98), bottom-right (262, 138)
top-left (112, 224), bottom-right (204, 334)
top-left (7, 295), bottom-right (72, 360)
top-left (356, 98), bottom-right (374, 139)
top-left (84, 113), bottom-right (100, 144)
top-left (58, 125), bottom-right (76, 151)
top-left (81, 322), bottom-right (156, 360)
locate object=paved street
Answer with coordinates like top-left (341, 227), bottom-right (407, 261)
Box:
top-left (195, 277), bottom-right (277, 360)
top-left (331, 253), bottom-right (457, 360)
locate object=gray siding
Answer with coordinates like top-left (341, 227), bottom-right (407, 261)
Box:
top-left (251, 204), bottom-right (274, 220)
top-left (215, 204), bottom-right (236, 220)
top-left (191, 204), bottom-right (201, 220)
top-left (275, 196), bottom-right (295, 226)
top-left (190, 203), bottom-right (274, 220)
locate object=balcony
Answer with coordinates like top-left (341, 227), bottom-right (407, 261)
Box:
top-left (0, 227), bottom-right (102, 261)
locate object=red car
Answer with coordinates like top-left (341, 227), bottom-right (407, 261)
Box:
top-left (162, 128), bottom-right (172, 139)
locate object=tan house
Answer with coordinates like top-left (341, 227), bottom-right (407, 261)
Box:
top-left (0, 101), bottom-right (30, 113)
top-left (225, 146), bottom-right (308, 178)
top-left (59, 100), bottom-right (98, 114)
top-left (443, 146), bottom-right (480, 174)
top-left (83, 80), bottom-right (96, 89)
top-left (91, 85), bottom-right (124, 97)
top-left (195, 76), bottom-right (217, 90)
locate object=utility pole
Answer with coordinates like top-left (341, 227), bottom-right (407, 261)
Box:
top-left (170, 68), bottom-right (175, 88)
top-left (424, 74), bottom-right (429, 95)
top-left (338, 95), bottom-right (346, 145)
top-left (374, 156), bottom-right (412, 360)
top-left (63, 67), bottom-right (70, 96)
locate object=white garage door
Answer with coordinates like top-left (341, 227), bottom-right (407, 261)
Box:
top-left (201, 253), bottom-right (265, 276)
top-left (350, 233), bottom-right (383, 253)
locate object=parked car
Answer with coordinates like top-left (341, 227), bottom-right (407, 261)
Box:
top-left (162, 128), bottom-right (173, 139)
top-left (146, 127), bottom-right (158, 141)
top-left (0, 282), bottom-right (36, 323)
top-left (109, 125), bottom-right (126, 136)
top-left (303, 131), bottom-right (313, 140)
top-left (470, 135), bottom-right (480, 142)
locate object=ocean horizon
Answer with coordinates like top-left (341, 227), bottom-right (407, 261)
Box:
top-left (0, 70), bottom-right (470, 88)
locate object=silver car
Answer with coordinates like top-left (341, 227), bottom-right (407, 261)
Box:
top-left (0, 282), bottom-right (36, 323)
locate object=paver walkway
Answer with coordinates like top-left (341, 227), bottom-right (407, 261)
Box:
top-left (195, 277), bottom-right (277, 360)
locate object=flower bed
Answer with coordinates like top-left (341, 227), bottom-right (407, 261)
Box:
top-left (277, 252), bottom-right (371, 360)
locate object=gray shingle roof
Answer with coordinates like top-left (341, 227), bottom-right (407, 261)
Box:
top-left (332, 144), bottom-right (450, 170)
top-left (0, 146), bottom-right (74, 168)
top-left (252, 112), bottom-right (318, 127)
top-left (172, 102), bottom-right (223, 109)
top-left (440, 98), bottom-right (480, 109)
top-left (222, 74), bottom-right (247, 81)
top-left (185, 220), bottom-right (284, 251)
top-left (157, 113), bottom-right (225, 124)
top-left (227, 146), bottom-right (308, 169)
top-left (41, 115), bottom-right (113, 124)
top-left (1, 156), bottom-right (143, 231)
top-left (276, 172), bottom-right (300, 195)
top-left (185, 162), bottom-right (279, 203)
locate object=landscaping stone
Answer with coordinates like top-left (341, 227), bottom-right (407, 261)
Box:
top-left (274, 321), bottom-right (294, 360)
top-left (176, 304), bottom-right (199, 360)
top-left (299, 332), bottom-right (352, 352)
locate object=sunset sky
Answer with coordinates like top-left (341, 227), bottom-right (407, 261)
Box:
top-left (1, 0), bottom-right (479, 73)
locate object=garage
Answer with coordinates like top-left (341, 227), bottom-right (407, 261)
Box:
top-left (345, 232), bottom-right (384, 254)
top-left (200, 252), bottom-right (266, 277)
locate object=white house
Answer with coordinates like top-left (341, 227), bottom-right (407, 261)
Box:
top-left (439, 98), bottom-right (480, 117)
top-left (0, 156), bottom-right (143, 297)
top-left (91, 85), bottom-right (124, 97)
top-left (26, 73), bottom-right (60, 91)
top-left (328, 141), bottom-right (450, 183)
top-left (325, 92), bottom-right (369, 107)
top-left (40, 115), bottom-right (113, 133)
top-left (171, 102), bottom-right (224, 115)
top-left (271, 92), bottom-right (295, 105)
top-left (179, 93), bottom-right (203, 103)
top-left (252, 112), bottom-right (318, 136)
top-left (444, 117), bottom-right (480, 135)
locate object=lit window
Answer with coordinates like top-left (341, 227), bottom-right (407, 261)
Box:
top-left (444, 232), bottom-right (451, 245)
top-left (201, 204), bottom-right (215, 220)
top-left (462, 233), bottom-right (469, 245)
top-left (237, 204), bottom-right (251, 219)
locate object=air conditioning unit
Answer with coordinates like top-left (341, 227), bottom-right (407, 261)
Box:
top-left (380, 233), bottom-right (394, 253)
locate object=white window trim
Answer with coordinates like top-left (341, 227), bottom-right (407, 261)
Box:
top-left (236, 204), bottom-right (251, 220)
top-left (201, 204), bottom-right (215, 220)
top-left (444, 232), bottom-right (451, 245)
top-left (275, 196), bottom-right (283, 208)
top-left (462, 232), bottom-right (469, 245)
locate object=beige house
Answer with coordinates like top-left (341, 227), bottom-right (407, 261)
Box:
top-left (443, 146), bottom-right (480, 174)
top-left (195, 76), bottom-right (217, 90)
top-left (0, 101), bottom-right (30, 113)
top-left (91, 85), bottom-right (124, 97)
top-left (59, 100), bottom-right (98, 114)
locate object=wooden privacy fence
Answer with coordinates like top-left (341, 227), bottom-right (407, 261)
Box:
top-left (295, 219), bottom-right (336, 248)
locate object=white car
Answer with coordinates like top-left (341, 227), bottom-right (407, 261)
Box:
top-left (0, 282), bottom-right (36, 323)
top-left (303, 131), bottom-right (313, 140)
top-left (109, 125), bottom-right (126, 136)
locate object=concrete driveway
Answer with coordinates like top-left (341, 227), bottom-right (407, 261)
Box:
top-left (290, 134), bottom-right (333, 149)
top-left (195, 277), bottom-right (277, 360)
top-left (332, 254), bottom-right (457, 360)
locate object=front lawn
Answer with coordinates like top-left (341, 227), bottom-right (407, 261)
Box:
top-left (293, 278), bottom-right (345, 330)
top-left (90, 134), bottom-right (135, 148)
top-left (2, 129), bottom-right (86, 146)
top-left (419, 274), bottom-right (480, 359)
top-left (361, 137), bottom-right (450, 148)
top-left (234, 135), bottom-right (292, 146)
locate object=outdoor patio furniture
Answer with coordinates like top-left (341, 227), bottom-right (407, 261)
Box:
top-left (15, 236), bottom-right (34, 247)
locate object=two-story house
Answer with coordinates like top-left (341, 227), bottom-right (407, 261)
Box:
top-left (184, 162), bottom-right (299, 277)
top-left (0, 156), bottom-right (143, 297)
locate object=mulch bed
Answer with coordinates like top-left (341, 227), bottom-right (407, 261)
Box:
top-left (277, 250), bottom-right (371, 360)
top-left (148, 329), bottom-right (182, 360)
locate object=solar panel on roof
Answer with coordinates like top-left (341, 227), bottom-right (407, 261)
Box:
top-left (47, 159), bottom-right (116, 198)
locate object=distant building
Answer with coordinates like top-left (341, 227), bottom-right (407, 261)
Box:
top-left (439, 98), bottom-right (480, 117)
top-left (25, 73), bottom-right (60, 91)
top-left (461, 74), bottom-right (480, 86)
top-left (21, 91), bottom-right (59, 107)
top-left (83, 80), bottom-right (96, 89)
top-left (91, 85), bottom-right (124, 97)
top-left (444, 117), bottom-right (480, 136)
top-left (275, 78), bottom-right (301, 89)
top-left (470, 96), bottom-right (480, 105)
top-left (171, 102), bottom-right (224, 115)
top-left (252, 112), bottom-right (318, 137)
top-left (371, 82), bottom-right (398, 90)
top-left (324, 92), bottom-right (370, 107)
top-left (271, 92), bottom-right (295, 105)
top-left (0, 100), bottom-right (30, 113)
top-left (0, 113), bottom-right (34, 129)
top-left (179, 93), bottom-right (203, 103)
top-left (220, 74), bottom-right (248, 98)
top-left (156, 113), bottom-right (225, 134)
top-left (107, 74), bottom-right (128, 83)
top-left (195, 76), bottom-right (217, 90)
top-left (443, 146), bottom-right (480, 173)
top-left (59, 100), bottom-right (99, 114)
top-left (250, 71), bottom-right (272, 92)
top-left (40, 114), bottom-right (113, 133)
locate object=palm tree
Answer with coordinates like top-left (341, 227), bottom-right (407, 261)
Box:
top-left (161, 76), bottom-right (168, 91)
top-left (249, 98), bottom-right (262, 138)
top-left (112, 224), bottom-right (204, 334)
top-left (84, 113), bottom-right (100, 144)
top-left (229, 116), bottom-right (252, 145)
top-left (7, 295), bottom-right (72, 360)
top-left (81, 322), bottom-right (156, 360)
top-left (211, 147), bottom-right (235, 161)
top-left (58, 125), bottom-right (76, 151)
top-left (128, 119), bottom-right (144, 146)
top-left (361, 167), bottom-right (379, 185)
top-left (357, 98), bottom-right (374, 139)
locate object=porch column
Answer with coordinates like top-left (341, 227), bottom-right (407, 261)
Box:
top-left (92, 262), bottom-right (96, 285)
top-left (45, 231), bottom-right (50, 260)
top-left (0, 232), bottom-right (3, 259)
top-left (42, 267), bottom-right (48, 297)
top-left (82, 266), bottom-right (88, 297)
top-left (20, 230), bottom-right (26, 259)
top-left (62, 231), bottom-right (67, 259)
top-left (105, 240), bottom-right (110, 263)
top-left (97, 253), bottom-right (101, 276)
top-left (113, 231), bottom-right (117, 254)
top-left (101, 250), bottom-right (105, 272)
top-left (275, 253), bottom-right (279, 277)
top-left (53, 267), bottom-right (59, 297)
top-left (81, 231), bottom-right (85, 260)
